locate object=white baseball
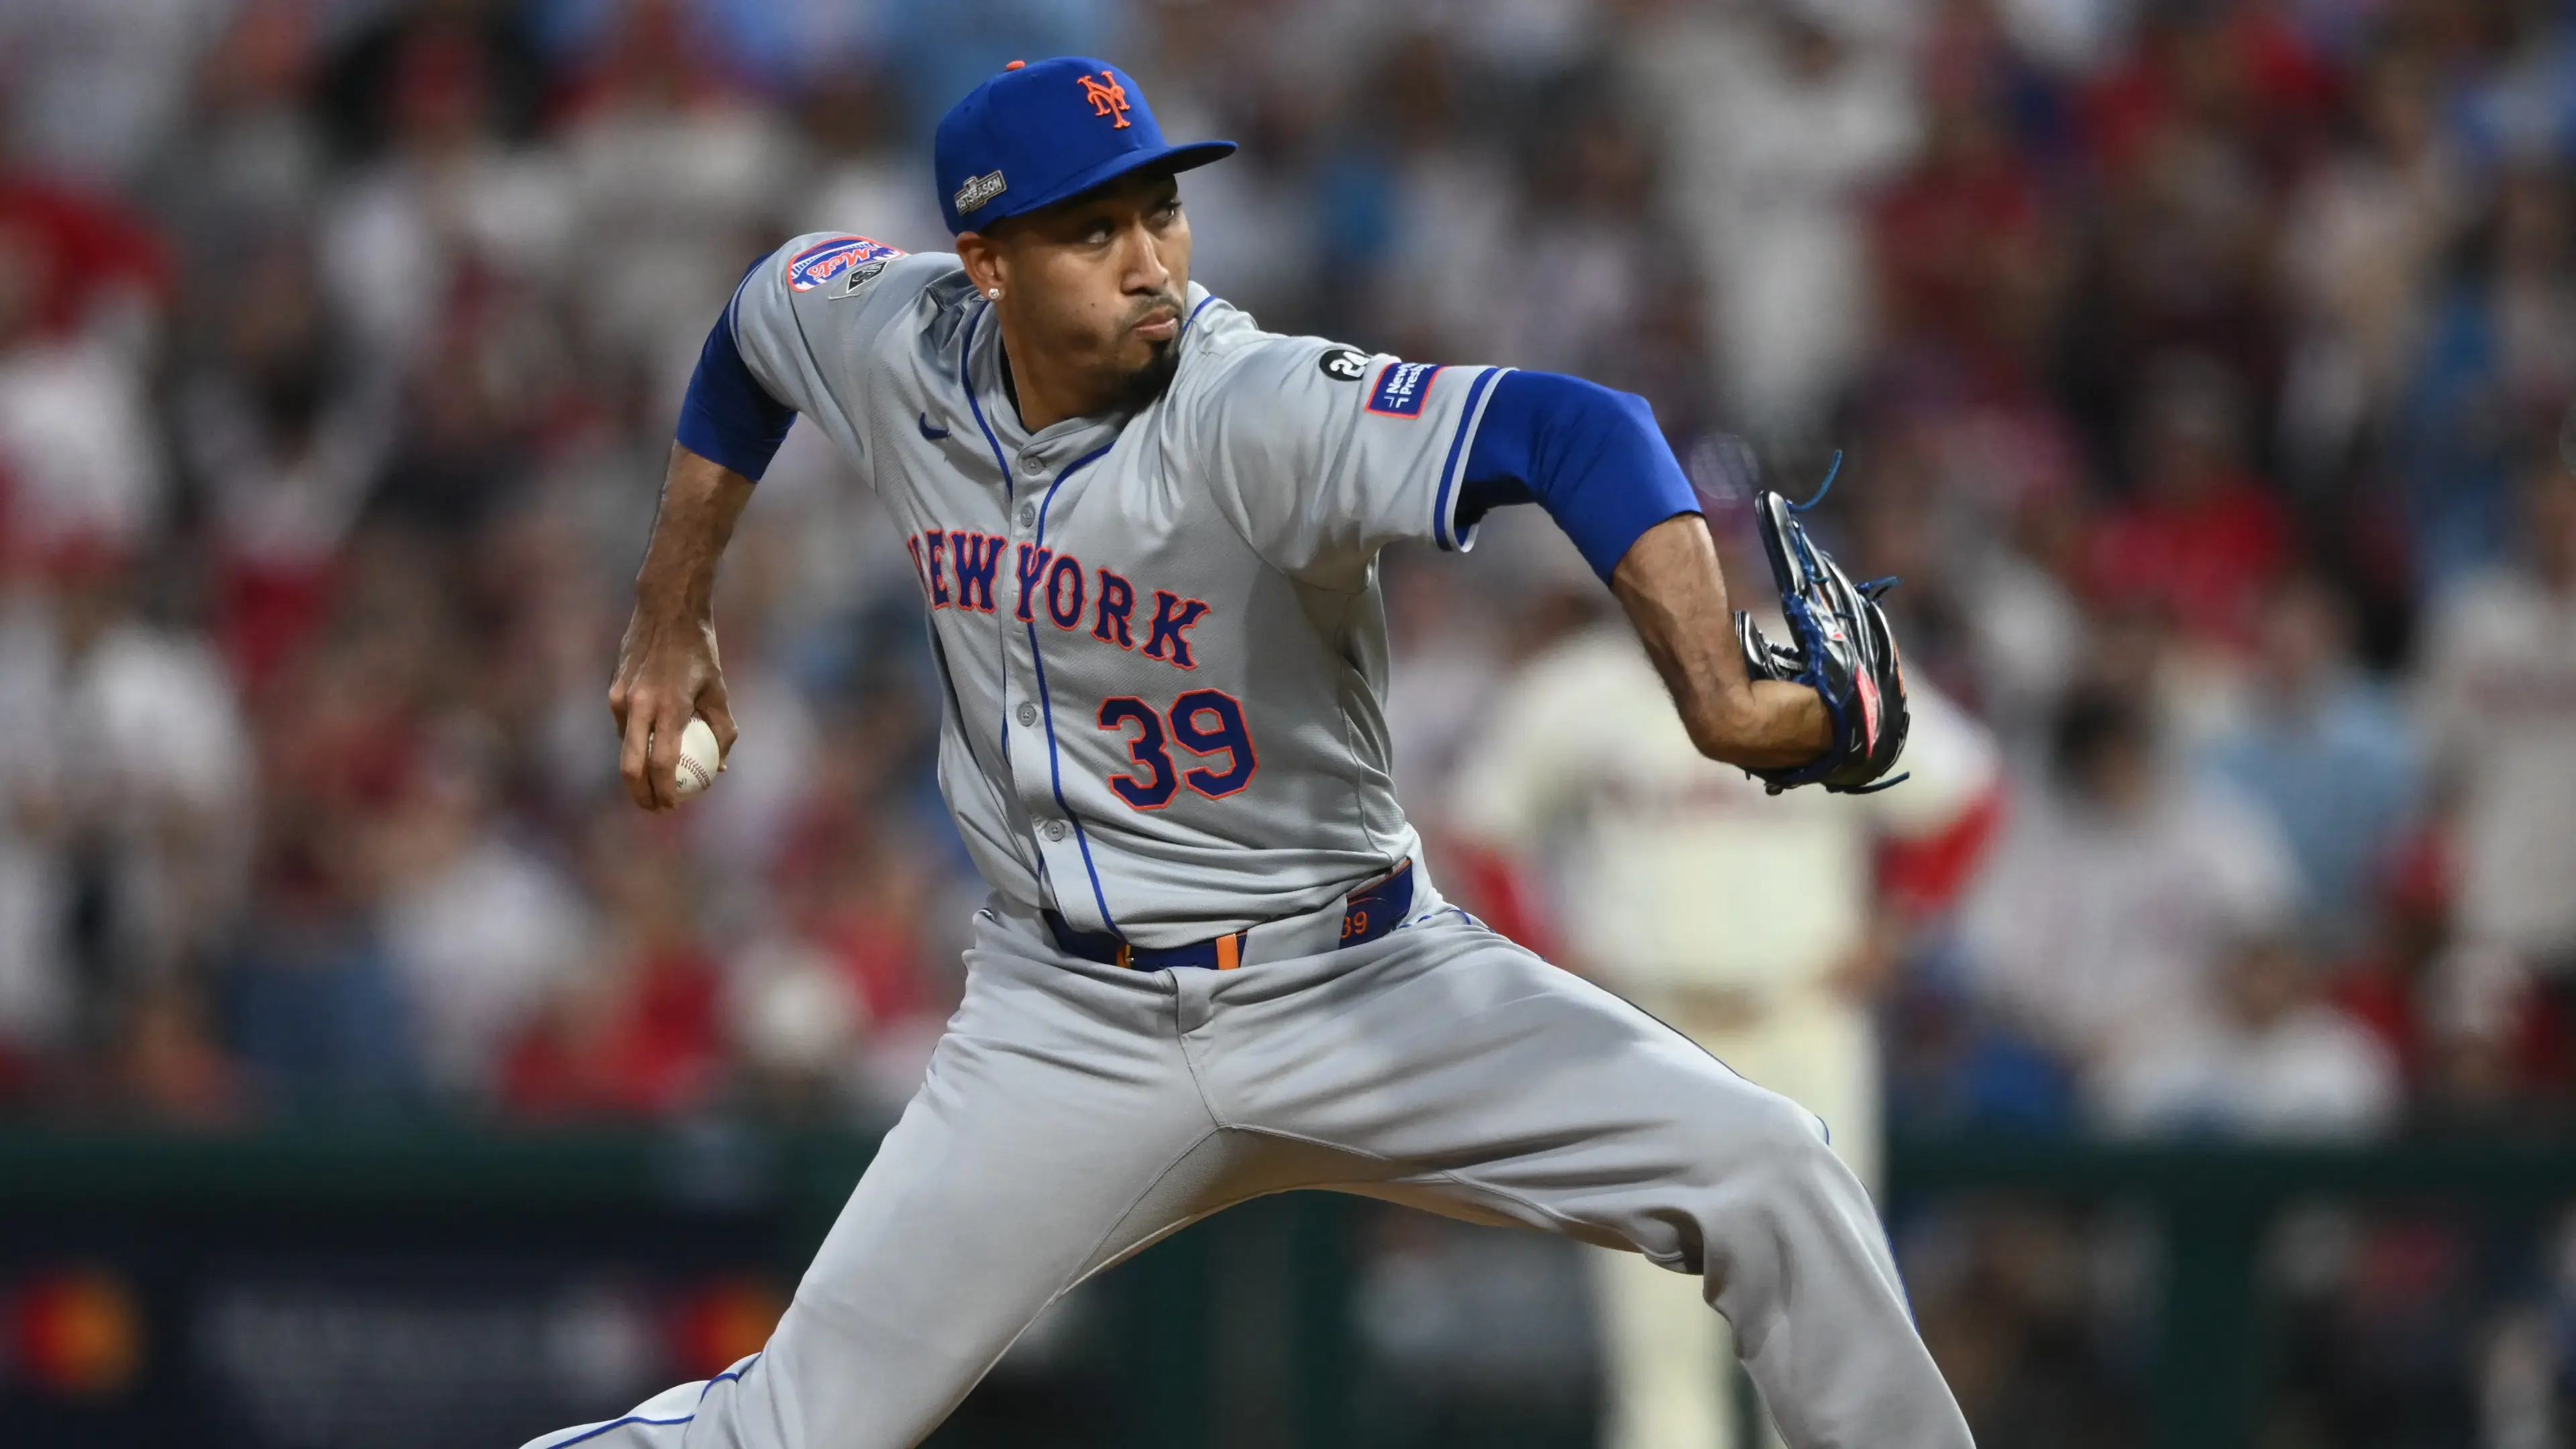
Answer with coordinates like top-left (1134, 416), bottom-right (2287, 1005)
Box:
top-left (672, 716), bottom-right (724, 800)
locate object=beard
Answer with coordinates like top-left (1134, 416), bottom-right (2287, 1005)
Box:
top-left (1111, 335), bottom-right (1183, 413)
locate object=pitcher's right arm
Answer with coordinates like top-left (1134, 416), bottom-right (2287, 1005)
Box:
top-left (610, 443), bottom-right (757, 810)
top-left (610, 233), bottom-right (913, 808)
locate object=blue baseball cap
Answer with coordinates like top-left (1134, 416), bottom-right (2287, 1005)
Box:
top-left (934, 57), bottom-right (1236, 235)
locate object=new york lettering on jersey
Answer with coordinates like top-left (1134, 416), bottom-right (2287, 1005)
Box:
top-left (896, 532), bottom-right (1206, 665)
top-left (724, 235), bottom-right (1508, 946)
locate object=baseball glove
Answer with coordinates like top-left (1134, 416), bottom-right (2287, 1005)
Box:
top-left (1731, 456), bottom-right (1911, 795)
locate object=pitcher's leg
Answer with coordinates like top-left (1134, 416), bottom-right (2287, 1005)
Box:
top-left (1199, 918), bottom-right (1971, 1449)
top-left (522, 938), bottom-right (1224, 1449)
top-left (1695, 998), bottom-right (1884, 1195)
top-left (1593, 1242), bottom-right (1732, 1449)
top-left (1626, 997), bottom-right (1878, 1449)
top-left (1705, 1000), bottom-right (1881, 1449)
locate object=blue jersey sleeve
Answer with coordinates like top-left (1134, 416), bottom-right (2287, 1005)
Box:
top-left (1458, 370), bottom-right (1701, 580)
top-left (675, 302), bottom-right (798, 481)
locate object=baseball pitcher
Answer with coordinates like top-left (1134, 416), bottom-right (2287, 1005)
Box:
top-left (531, 57), bottom-right (1967, 1449)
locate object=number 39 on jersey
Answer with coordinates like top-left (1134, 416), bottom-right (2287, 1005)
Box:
top-left (1097, 691), bottom-right (1257, 809)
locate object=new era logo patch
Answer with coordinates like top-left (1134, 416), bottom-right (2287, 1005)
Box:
top-left (1367, 362), bottom-right (1441, 418)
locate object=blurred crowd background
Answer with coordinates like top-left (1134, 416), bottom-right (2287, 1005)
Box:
top-left (1, 0), bottom-right (2574, 1443)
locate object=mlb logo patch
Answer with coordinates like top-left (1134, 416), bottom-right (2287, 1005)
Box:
top-left (786, 235), bottom-right (905, 292)
top-left (1368, 362), bottom-right (1442, 418)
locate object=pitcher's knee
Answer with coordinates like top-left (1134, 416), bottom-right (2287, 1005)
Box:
top-left (1699, 1086), bottom-right (1845, 1204)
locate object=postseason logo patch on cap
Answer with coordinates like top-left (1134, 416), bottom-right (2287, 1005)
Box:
top-left (786, 235), bottom-right (906, 292)
top-left (953, 170), bottom-right (1008, 216)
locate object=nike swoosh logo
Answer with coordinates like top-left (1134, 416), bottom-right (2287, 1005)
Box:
top-left (918, 413), bottom-right (950, 440)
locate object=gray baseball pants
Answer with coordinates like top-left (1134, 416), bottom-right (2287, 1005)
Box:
top-left (524, 895), bottom-right (1971, 1449)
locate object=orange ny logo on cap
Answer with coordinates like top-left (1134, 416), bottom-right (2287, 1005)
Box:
top-left (1077, 70), bottom-right (1131, 128)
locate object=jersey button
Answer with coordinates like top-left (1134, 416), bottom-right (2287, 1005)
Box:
top-left (1017, 502), bottom-right (1037, 528)
top-left (1020, 454), bottom-right (1045, 476)
top-left (1043, 820), bottom-right (1068, 843)
top-left (1016, 702), bottom-right (1038, 727)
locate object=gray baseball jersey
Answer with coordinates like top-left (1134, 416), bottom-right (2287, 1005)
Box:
top-left (729, 233), bottom-right (1506, 948)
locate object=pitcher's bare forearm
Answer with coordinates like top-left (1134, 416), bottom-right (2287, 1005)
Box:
top-left (1610, 514), bottom-right (1828, 771)
top-left (636, 443), bottom-right (757, 624)
top-left (609, 443), bottom-right (757, 810)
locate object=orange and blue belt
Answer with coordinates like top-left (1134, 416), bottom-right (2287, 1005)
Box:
top-left (1045, 860), bottom-right (1413, 971)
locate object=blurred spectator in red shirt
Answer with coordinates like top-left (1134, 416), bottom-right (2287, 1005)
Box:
top-left (727, 808), bottom-right (945, 1119)
top-left (2079, 0), bottom-right (2337, 183)
top-left (1872, 4), bottom-right (2062, 396)
top-left (2331, 823), bottom-right (2453, 1104)
top-left (0, 210), bottom-right (168, 573)
top-left (175, 227), bottom-right (390, 690)
top-left (503, 809), bottom-right (719, 1119)
top-left (0, 178), bottom-right (169, 340)
top-left (2084, 353), bottom-right (2293, 650)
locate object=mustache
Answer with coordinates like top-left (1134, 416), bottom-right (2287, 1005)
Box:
top-left (1123, 292), bottom-right (1185, 331)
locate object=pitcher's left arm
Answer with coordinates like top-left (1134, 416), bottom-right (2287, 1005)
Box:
top-left (1450, 372), bottom-right (1830, 773)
